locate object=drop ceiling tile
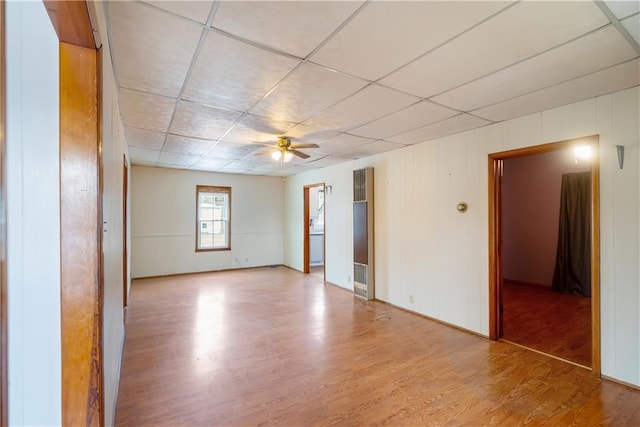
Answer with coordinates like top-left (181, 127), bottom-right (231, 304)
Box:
top-left (182, 32), bottom-right (300, 111)
top-left (107, 2), bottom-right (202, 97)
top-left (305, 155), bottom-right (350, 169)
top-left (158, 151), bottom-right (200, 166)
top-left (388, 114), bottom-right (491, 145)
top-left (220, 158), bottom-right (272, 174)
top-left (212, 1), bottom-right (363, 58)
top-left (622, 14), bottom-right (640, 44)
top-left (473, 59), bottom-right (640, 122)
top-left (128, 147), bottom-right (161, 164)
top-left (250, 63), bottom-right (368, 123)
top-left (341, 140), bottom-right (406, 159)
top-left (222, 114), bottom-right (297, 145)
top-left (142, 1), bottom-right (213, 24)
top-left (170, 101), bottom-right (241, 140)
top-left (285, 124), bottom-right (340, 144)
top-left (190, 158), bottom-right (233, 172)
top-left (381, 1), bottom-right (609, 98)
top-left (603, 0), bottom-right (640, 19)
top-left (311, 1), bottom-right (510, 81)
top-left (248, 162), bottom-right (283, 173)
top-left (315, 134), bottom-right (373, 155)
top-left (124, 127), bottom-right (166, 150)
top-left (272, 165), bottom-right (312, 176)
top-left (304, 84), bottom-right (418, 131)
top-left (204, 141), bottom-right (261, 160)
top-left (119, 89), bottom-right (176, 133)
top-left (350, 101), bottom-right (459, 139)
top-left (164, 135), bottom-right (214, 156)
top-left (232, 158), bottom-right (271, 168)
top-left (432, 25), bottom-right (638, 112)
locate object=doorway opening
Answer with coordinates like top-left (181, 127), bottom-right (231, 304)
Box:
top-left (489, 135), bottom-right (600, 373)
top-left (303, 183), bottom-right (325, 280)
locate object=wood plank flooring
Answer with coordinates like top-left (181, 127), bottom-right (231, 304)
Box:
top-left (115, 267), bottom-right (640, 426)
top-left (503, 281), bottom-right (591, 367)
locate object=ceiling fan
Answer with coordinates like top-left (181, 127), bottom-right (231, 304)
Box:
top-left (253, 137), bottom-right (319, 163)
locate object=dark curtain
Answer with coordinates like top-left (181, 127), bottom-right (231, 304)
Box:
top-left (552, 172), bottom-right (591, 297)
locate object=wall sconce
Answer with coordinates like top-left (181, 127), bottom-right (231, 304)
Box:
top-left (616, 145), bottom-right (624, 170)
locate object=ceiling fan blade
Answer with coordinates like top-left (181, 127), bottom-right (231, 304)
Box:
top-left (288, 149), bottom-right (310, 159)
top-left (289, 143), bottom-right (319, 149)
top-left (252, 140), bottom-right (277, 147)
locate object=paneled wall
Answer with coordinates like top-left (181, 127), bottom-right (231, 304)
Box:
top-left (6, 2), bottom-right (61, 424)
top-left (284, 87), bottom-right (640, 386)
top-left (131, 166), bottom-right (284, 277)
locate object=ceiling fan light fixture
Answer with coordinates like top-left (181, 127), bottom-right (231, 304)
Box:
top-left (283, 151), bottom-right (293, 163)
top-left (271, 150), bottom-right (282, 161)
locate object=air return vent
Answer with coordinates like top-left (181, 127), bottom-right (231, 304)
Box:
top-left (353, 167), bottom-right (374, 300)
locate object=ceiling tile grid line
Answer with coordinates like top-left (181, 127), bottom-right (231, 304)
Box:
top-left (182, 2), bottom-right (377, 168)
top-left (371, 1), bottom-right (519, 84)
top-left (294, 0), bottom-right (371, 61)
top-left (380, 1), bottom-right (611, 99)
top-left (138, 0), bottom-right (214, 30)
top-left (468, 56), bottom-right (640, 118)
top-left (431, 25), bottom-right (638, 112)
top-left (108, 0), bottom-right (640, 175)
top-left (345, 109), bottom-right (466, 141)
top-left (155, 2), bottom-right (222, 164)
top-left (191, 62), bottom-right (307, 167)
top-left (595, 0), bottom-right (640, 54)
top-left (187, 3), bottom-right (378, 169)
top-left (423, 23), bottom-right (621, 103)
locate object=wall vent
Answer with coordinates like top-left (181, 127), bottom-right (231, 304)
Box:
top-left (353, 167), bottom-right (374, 300)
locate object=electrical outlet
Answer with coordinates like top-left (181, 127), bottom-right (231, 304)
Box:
top-left (348, 275), bottom-right (351, 283)
top-left (409, 295), bottom-right (414, 303)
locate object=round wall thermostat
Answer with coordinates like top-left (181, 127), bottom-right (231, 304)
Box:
top-left (457, 202), bottom-right (468, 213)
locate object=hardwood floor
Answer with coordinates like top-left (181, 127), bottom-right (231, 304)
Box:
top-left (309, 265), bottom-right (324, 279)
top-left (503, 281), bottom-right (591, 367)
top-left (115, 267), bottom-right (640, 426)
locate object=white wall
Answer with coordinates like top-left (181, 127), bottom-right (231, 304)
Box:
top-left (131, 166), bottom-right (284, 277)
top-left (89, 2), bottom-right (130, 425)
top-left (6, 2), bottom-right (61, 425)
top-left (284, 87), bottom-right (640, 386)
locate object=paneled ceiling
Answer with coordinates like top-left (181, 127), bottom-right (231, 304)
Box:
top-left (106, 0), bottom-right (640, 176)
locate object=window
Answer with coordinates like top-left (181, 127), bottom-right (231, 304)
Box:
top-left (196, 185), bottom-right (231, 251)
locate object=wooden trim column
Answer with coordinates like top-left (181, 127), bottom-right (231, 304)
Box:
top-left (59, 42), bottom-right (103, 426)
top-left (303, 187), bottom-right (310, 274)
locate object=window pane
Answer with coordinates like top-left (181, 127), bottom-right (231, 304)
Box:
top-left (196, 186), bottom-right (231, 251)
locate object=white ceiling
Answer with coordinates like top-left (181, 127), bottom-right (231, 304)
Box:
top-left (106, 0), bottom-right (640, 176)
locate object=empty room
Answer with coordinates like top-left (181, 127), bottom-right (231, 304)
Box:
top-left (3, 0), bottom-right (640, 426)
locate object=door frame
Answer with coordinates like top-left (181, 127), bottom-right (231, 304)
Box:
top-left (45, 1), bottom-right (105, 423)
top-left (488, 135), bottom-right (601, 375)
top-left (303, 183), bottom-right (325, 276)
